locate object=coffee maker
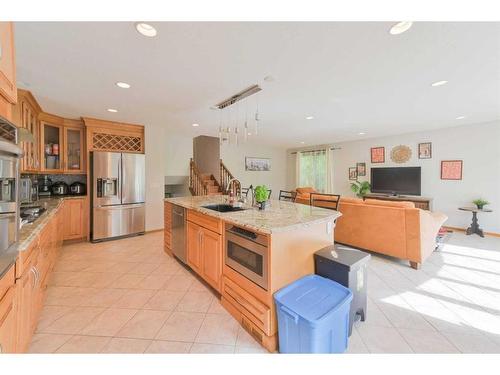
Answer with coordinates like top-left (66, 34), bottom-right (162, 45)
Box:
top-left (38, 176), bottom-right (52, 197)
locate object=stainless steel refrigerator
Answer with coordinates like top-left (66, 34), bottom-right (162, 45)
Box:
top-left (91, 151), bottom-right (145, 242)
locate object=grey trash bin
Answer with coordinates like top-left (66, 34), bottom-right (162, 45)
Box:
top-left (314, 244), bottom-right (370, 336)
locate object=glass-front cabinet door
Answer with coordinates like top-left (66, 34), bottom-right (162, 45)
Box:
top-left (63, 127), bottom-right (84, 173)
top-left (40, 122), bottom-right (63, 172)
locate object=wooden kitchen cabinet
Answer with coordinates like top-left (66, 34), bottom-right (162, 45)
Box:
top-left (0, 22), bottom-right (17, 121)
top-left (63, 126), bottom-right (85, 173)
top-left (0, 265), bottom-right (17, 354)
top-left (186, 221), bottom-right (202, 273)
top-left (200, 228), bottom-right (222, 291)
top-left (40, 121), bottom-right (64, 173)
top-left (63, 198), bottom-right (86, 241)
top-left (186, 211), bottom-right (223, 293)
top-left (12, 89), bottom-right (42, 173)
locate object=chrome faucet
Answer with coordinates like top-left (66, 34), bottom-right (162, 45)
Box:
top-left (226, 178), bottom-right (242, 203)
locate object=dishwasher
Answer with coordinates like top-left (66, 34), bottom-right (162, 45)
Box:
top-left (171, 204), bottom-right (187, 263)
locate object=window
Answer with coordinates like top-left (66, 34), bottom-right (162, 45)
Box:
top-left (297, 149), bottom-right (327, 192)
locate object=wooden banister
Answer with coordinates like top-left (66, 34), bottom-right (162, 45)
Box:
top-left (220, 159), bottom-right (240, 196)
top-left (189, 158), bottom-right (208, 196)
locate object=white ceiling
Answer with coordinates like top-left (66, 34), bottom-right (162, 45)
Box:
top-left (14, 22), bottom-right (500, 148)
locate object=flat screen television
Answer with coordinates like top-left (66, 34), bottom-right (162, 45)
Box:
top-left (370, 167), bottom-right (421, 196)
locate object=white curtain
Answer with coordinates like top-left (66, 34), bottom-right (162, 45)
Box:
top-left (326, 148), bottom-right (334, 193)
top-left (296, 149), bottom-right (328, 192)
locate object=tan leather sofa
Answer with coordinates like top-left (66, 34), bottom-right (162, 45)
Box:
top-left (294, 187), bottom-right (318, 205)
top-left (335, 197), bottom-right (447, 269)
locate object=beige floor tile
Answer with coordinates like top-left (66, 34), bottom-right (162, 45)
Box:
top-left (28, 333), bottom-right (73, 353)
top-left (176, 291), bottom-right (214, 313)
top-left (44, 286), bottom-right (97, 307)
top-left (356, 324), bottom-right (413, 353)
top-left (397, 328), bottom-right (459, 353)
top-left (441, 331), bottom-right (500, 353)
top-left (162, 274), bottom-right (195, 292)
top-left (190, 343), bottom-right (235, 353)
top-left (136, 274), bottom-right (172, 290)
top-left (79, 308), bottom-right (138, 336)
top-left (108, 262), bottom-right (140, 274)
top-left (116, 309), bottom-right (171, 339)
top-left (101, 337), bottom-right (152, 353)
top-left (88, 272), bottom-right (123, 288)
top-left (207, 298), bottom-right (230, 315)
top-left (109, 273), bottom-right (146, 289)
top-left (234, 346), bottom-right (269, 354)
top-left (151, 262), bottom-right (183, 276)
top-left (113, 289), bottom-right (156, 309)
top-left (145, 340), bottom-right (193, 353)
top-left (56, 335), bottom-right (111, 353)
top-left (40, 307), bottom-right (105, 334)
top-left (144, 290), bottom-right (186, 311)
top-left (81, 261), bottom-right (116, 273)
top-left (235, 327), bottom-right (262, 349)
top-left (346, 328), bottom-right (369, 354)
top-left (195, 313), bottom-right (239, 346)
top-left (188, 277), bottom-right (211, 292)
top-left (81, 288), bottom-right (127, 307)
top-left (128, 263), bottom-right (161, 276)
top-left (156, 311), bottom-right (205, 342)
top-left (54, 260), bottom-right (92, 272)
top-left (35, 306), bottom-right (74, 332)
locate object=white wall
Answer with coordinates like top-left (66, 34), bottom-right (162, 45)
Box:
top-left (144, 123), bottom-right (167, 231)
top-left (287, 121), bottom-right (500, 233)
top-left (162, 133), bottom-right (287, 200)
top-left (220, 142), bottom-right (287, 199)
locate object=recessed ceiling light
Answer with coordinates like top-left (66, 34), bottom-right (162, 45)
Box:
top-left (247, 132), bottom-right (252, 136)
top-left (192, 123), bottom-right (199, 127)
top-left (107, 108), bottom-right (118, 113)
top-left (135, 22), bottom-right (157, 37)
top-left (431, 80), bottom-right (448, 87)
top-left (264, 75), bottom-right (275, 82)
top-left (300, 141), bottom-right (305, 144)
top-left (456, 116), bottom-right (466, 120)
top-left (116, 82), bottom-right (131, 89)
top-left (305, 116), bottom-right (314, 120)
top-left (389, 21), bottom-right (413, 35)
top-left (358, 132), bottom-right (366, 135)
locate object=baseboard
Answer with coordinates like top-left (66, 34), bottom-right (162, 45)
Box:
top-left (145, 228), bottom-right (164, 234)
top-left (443, 226), bottom-right (500, 238)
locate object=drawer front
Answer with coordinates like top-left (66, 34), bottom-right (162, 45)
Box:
top-left (0, 264), bottom-right (15, 301)
top-left (187, 210), bottom-right (222, 234)
top-left (0, 285), bottom-right (16, 353)
top-left (223, 276), bottom-right (272, 335)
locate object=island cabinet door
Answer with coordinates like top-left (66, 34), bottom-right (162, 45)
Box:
top-left (186, 221), bottom-right (202, 273)
top-left (200, 228), bottom-right (222, 292)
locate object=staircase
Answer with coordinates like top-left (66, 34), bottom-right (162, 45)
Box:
top-left (189, 158), bottom-right (240, 196)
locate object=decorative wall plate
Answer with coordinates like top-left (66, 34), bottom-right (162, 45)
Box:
top-left (390, 145), bottom-right (412, 163)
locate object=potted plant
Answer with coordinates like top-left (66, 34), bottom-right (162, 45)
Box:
top-left (472, 198), bottom-right (489, 210)
top-left (254, 185), bottom-right (269, 210)
top-left (350, 180), bottom-right (371, 199)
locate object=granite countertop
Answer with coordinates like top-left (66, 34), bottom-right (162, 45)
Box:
top-left (0, 196), bottom-right (84, 278)
top-left (164, 195), bottom-right (341, 234)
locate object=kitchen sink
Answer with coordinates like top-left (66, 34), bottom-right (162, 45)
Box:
top-left (20, 205), bottom-right (47, 224)
top-left (202, 204), bottom-right (247, 213)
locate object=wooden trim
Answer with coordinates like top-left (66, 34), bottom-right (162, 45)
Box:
top-left (82, 117), bottom-right (144, 134)
top-left (443, 226), bottom-right (500, 238)
top-left (39, 112), bottom-right (84, 128)
top-left (146, 228), bottom-right (164, 234)
top-left (17, 89), bottom-right (42, 113)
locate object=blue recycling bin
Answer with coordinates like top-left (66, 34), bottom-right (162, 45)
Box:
top-left (274, 274), bottom-right (353, 353)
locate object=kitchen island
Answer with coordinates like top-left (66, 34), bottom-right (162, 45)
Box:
top-left (164, 195), bottom-right (341, 352)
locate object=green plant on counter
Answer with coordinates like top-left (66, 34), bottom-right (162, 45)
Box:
top-left (350, 180), bottom-right (371, 198)
top-left (254, 185), bottom-right (269, 203)
top-left (472, 198), bottom-right (489, 210)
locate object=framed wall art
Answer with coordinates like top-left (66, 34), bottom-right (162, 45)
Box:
top-left (356, 162), bottom-right (366, 176)
top-left (370, 147), bottom-right (385, 163)
top-left (418, 142), bottom-right (432, 159)
top-left (441, 160), bottom-right (463, 180)
top-left (390, 145), bottom-right (412, 163)
top-left (245, 157), bottom-right (271, 171)
top-left (349, 167), bottom-right (358, 180)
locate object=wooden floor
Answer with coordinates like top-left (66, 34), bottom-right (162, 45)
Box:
top-left (28, 230), bottom-right (500, 353)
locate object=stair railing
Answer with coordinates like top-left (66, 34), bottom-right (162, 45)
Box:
top-left (220, 159), bottom-right (240, 196)
top-left (189, 158), bottom-right (208, 196)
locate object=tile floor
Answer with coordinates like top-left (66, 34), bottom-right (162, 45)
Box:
top-left (29, 230), bottom-right (500, 353)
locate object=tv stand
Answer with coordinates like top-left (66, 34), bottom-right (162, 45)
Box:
top-left (364, 193), bottom-right (433, 211)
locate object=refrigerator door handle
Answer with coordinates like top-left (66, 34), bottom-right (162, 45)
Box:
top-left (95, 203), bottom-right (144, 210)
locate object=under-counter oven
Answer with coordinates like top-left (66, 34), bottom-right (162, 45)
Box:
top-left (225, 225), bottom-right (269, 291)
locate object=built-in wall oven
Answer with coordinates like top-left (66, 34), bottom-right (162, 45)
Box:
top-left (0, 116), bottom-right (23, 255)
top-left (225, 225), bottom-right (269, 291)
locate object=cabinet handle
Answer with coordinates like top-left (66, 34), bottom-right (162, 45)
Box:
top-left (30, 267), bottom-right (37, 289)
